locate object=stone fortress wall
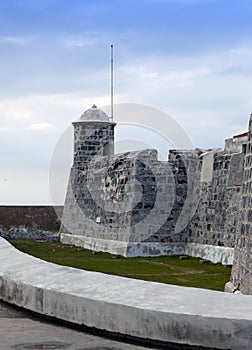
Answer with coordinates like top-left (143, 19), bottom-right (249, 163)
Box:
top-left (1, 106), bottom-right (251, 295)
top-left (0, 205), bottom-right (63, 231)
top-left (60, 105), bottom-right (252, 294)
top-left (187, 134), bottom-right (246, 248)
top-left (230, 119), bottom-right (252, 295)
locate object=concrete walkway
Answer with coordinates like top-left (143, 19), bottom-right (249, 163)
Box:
top-left (1, 237), bottom-right (252, 349)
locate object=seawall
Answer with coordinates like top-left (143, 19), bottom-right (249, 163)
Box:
top-left (0, 205), bottom-right (63, 231)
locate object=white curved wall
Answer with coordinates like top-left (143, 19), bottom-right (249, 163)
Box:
top-left (0, 237), bottom-right (252, 349)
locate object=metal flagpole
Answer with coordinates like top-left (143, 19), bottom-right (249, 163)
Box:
top-left (110, 44), bottom-right (114, 122)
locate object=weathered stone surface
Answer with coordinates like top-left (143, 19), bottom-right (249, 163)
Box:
top-left (60, 111), bottom-right (175, 254)
top-left (230, 115), bottom-right (252, 295)
top-left (185, 243), bottom-right (234, 265)
top-left (0, 228), bottom-right (5, 238)
top-left (0, 205), bottom-right (62, 230)
top-left (225, 281), bottom-right (238, 293)
top-left (1, 228), bottom-right (59, 242)
top-left (60, 107), bottom-right (252, 294)
top-left (60, 110), bottom-right (244, 256)
top-left (188, 140), bottom-right (245, 250)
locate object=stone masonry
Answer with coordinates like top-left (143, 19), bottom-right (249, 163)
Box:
top-left (60, 106), bottom-right (252, 294)
top-left (188, 135), bottom-right (246, 248)
top-left (0, 205), bottom-right (62, 231)
top-left (230, 115), bottom-right (252, 294)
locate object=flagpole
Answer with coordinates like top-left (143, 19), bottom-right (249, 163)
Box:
top-left (110, 44), bottom-right (114, 122)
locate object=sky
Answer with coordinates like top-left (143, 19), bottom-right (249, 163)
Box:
top-left (0, 0), bottom-right (252, 204)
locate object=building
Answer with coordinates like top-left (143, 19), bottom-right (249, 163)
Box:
top-left (60, 105), bottom-right (252, 295)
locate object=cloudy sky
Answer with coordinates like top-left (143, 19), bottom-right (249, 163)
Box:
top-left (1, 0), bottom-right (252, 204)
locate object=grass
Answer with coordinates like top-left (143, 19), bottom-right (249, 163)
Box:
top-left (9, 239), bottom-right (232, 292)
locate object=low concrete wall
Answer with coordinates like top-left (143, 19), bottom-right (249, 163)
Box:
top-left (61, 233), bottom-right (234, 264)
top-left (185, 243), bottom-right (234, 265)
top-left (0, 237), bottom-right (252, 349)
top-left (61, 233), bottom-right (185, 257)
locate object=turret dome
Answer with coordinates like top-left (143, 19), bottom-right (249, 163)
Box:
top-left (80, 104), bottom-right (109, 122)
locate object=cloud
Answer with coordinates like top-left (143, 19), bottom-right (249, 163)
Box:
top-left (0, 126), bottom-right (10, 132)
top-left (0, 98), bottom-right (33, 121)
top-left (62, 35), bottom-right (96, 48)
top-left (27, 122), bottom-right (53, 130)
top-left (119, 64), bottom-right (211, 91)
top-left (0, 36), bottom-right (29, 46)
top-left (0, 92), bottom-right (112, 136)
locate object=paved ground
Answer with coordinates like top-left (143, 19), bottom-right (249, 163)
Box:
top-left (0, 300), bottom-right (151, 350)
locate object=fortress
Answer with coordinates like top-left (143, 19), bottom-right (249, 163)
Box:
top-left (60, 105), bottom-right (252, 295)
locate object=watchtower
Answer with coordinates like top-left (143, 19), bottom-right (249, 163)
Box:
top-left (72, 104), bottom-right (116, 169)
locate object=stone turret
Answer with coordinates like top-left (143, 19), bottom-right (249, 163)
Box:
top-left (72, 105), bottom-right (116, 167)
top-left (60, 105), bottom-right (116, 236)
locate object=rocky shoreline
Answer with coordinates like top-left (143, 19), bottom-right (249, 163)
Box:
top-left (0, 227), bottom-right (59, 242)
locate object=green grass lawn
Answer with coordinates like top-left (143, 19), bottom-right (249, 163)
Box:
top-left (9, 239), bottom-right (232, 291)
